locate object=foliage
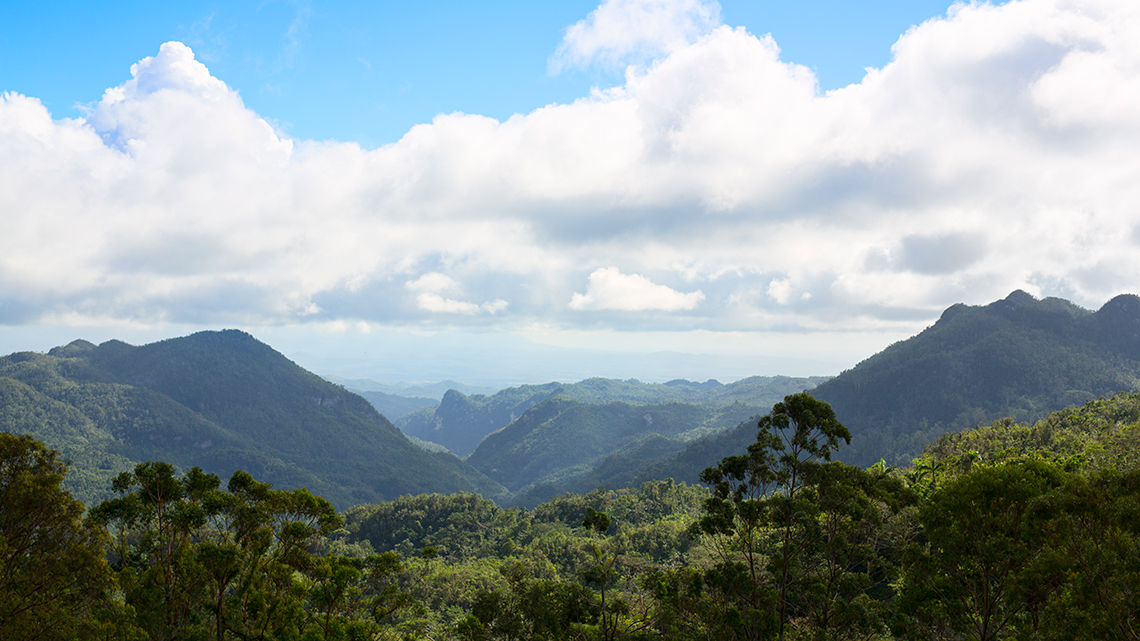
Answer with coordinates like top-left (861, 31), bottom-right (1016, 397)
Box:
top-left (896, 460), bottom-right (1067, 640)
top-left (0, 331), bottom-right (508, 508)
top-left (813, 291), bottom-right (1140, 467)
top-left (7, 382), bottom-right (1140, 639)
top-left (0, 433), bottom-right (138, 640)
top-left (466, 397), bottom-right (764, 495)
top-left (397, 376), bottom-right (828, 458)
top-left (691, 393), bottom-right (912, 641)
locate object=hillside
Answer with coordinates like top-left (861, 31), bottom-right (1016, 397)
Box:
top-left (0, 331), bottom-right (507, 507)
top-left (919, 391), bottom-right (1140, 472)
top-left (813, 290), bottom-right (1140, 467)
top-left (397, 375), bottom-right (827, 457)
top-left (464, 396), bottom-right (762, 494)
top-left (349, 390), bottom-right (437, 422)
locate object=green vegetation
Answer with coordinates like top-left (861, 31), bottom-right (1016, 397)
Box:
top-left (465, 397), bottom-right (762, 495)
top-left (0, 331), bottom-right (507, 507)
top-left (814, 290), bottom-right (1140, 467)
top-left (5, 390), bottom-right (1140, 639)
top-left (396, 376), bottom-right (827, 457)
top-left (352, 391), bottom-right (437, 424)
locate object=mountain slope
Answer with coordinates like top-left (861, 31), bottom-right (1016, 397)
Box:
top-left (398, 375), bottom-right (827, 456)
top-left (0, 331), bottom-right (507, 507)
top-left (812, 291), bottom-right (1140, 467)
top-left (465, 395), bottom-right (763, 494)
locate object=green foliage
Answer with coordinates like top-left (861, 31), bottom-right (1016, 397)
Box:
top-left (922, 392), bottom-right (1140, 475)
top-left (85, 461), bottom-right (434, 641)
top-left (9, 378), bottom-right (1140, 641)
top-left (0, 331), bottom-right (509, 508)
top-left (0, 433), bottom-right (135, 640)
top-left (467, 397), bottom-right (766, 499)
top-left (398, 376), bottom-right (827, 459)
top-left (1036, 468), bottom-right (1140, 640)
top-left (693, 393), bottom-right (892, 641)
top-left (896, 460), bottom-right (1067, 641)
top-left (814, 291), bottom-right (1140, 468)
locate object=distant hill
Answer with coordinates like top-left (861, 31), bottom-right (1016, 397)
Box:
top-left (0, 331), bottom-right (507, 507)
top-left (812, 290), bottom-right (1140, 467)
top-left (325, 376), bottom-right (498, 400)
top-left (397, 375), bottom-right (828, 457)
top-left (510, 291), bottom-right (1140, 502)
top-left (464, 396), bottom-right (763, 493)
top-left (350, 390), bottom-right (438, 422)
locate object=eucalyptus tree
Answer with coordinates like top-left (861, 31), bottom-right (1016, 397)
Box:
top-left (694, 393), bottom-right (851, 641)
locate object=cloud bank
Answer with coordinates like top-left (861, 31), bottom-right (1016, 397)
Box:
top-left (3, 0), bottom-right (1140, 341)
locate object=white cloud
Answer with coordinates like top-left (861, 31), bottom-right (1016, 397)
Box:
top-left (2, 0), bottom-right (1140, 341)
top-left (405, 272), bottom-right (462, 294)
top-left (415, 293), bottom-right (481, 315)
top-left (550, 0), bottom-right (722, 72)
top-left (406, 273), bottom-right (509, 315)
top-left (569, 267), bottom-right (705, 311)
top-left (767, 278), bottom-right (793, 305)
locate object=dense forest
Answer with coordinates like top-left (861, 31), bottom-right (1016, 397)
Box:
top-left (0, 331), bottom-right (508, 508)
top-left (5, 391), bottom-right (1139, 640)
top-left (814, 291), bottom-right (1140, 467)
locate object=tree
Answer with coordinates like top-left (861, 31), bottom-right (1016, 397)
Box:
top-left (0, 433), bottom-right (120, 640)
top-left (794, 461), bottom-right (914, 640)
top-left (89, 463), bottom-right (344, 641)
top-left (694, 393), bottom-right (851, 641)
top-left (896, 459), bottom-right (1066, 641)
top-left (581, 507), bottom-right (628, 641)
top-left (1037, 467), bottom-right (1140, 640)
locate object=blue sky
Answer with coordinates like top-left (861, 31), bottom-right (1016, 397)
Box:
top-left (2, 0), bottom-right (1138, 386)
top-left (3, 0), bottom-right (954, 147)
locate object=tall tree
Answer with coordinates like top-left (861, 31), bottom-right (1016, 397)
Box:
top-left (0, 433), bottom-right (120, 640)
top-left (694, 393), bottom-right (851, 641)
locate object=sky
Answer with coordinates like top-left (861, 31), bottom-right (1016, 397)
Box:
top-left (2, 0), bottom-right (1139, 386)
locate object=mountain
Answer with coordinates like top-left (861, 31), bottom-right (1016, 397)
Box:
top-left (350, 390), bottom-right (437, 422)
top-left (326, 376), bottom-right (499, 400)
top-left (397, 375), bottom-right (828, 457)
top-left (464, 396), bottom-right (763, 494)
top-left (812, 290), bottom-right (1140, 467)
top-left (0, 331), bottom-right (507, 507)
top-left (511, 291), bottom-right (1140, 501)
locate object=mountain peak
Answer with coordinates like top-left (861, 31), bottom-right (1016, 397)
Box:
top-left (1098, 293), bottom-right (1140, 317)
top-left (47, 339), bottom-right (96, 358)
top-left (1000, 289), bottom-right (1037, 307)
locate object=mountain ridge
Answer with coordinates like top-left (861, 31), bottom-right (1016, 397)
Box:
top-left (0, 330), bottom-right (507, 507)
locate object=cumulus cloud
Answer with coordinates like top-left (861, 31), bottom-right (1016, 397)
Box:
top-left (549, 0), bottom-right (722, 72)
top-left (569, 268), bottom-right (705, 311)
top-left (2, 0), bottom-right (1140, 340)
top-left (406, 273), bottom-right (508, 315)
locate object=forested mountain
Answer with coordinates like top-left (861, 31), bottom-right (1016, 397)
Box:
top-left (331, 376), bottom-right (498, 400)
top-left (813, 290), bottom-right (1140, 467)
top-left (14, 392), bottom-right (1140, 640)
top-left (464, 397), bottom-right (762, 493)
top-left (7, 289), bottom-right (1139, 512)
top-left (0, 331), bottom-right (506, 507)
top-left (352, 390), bottom-right (438, 421)
top-left (396, 375), bottom-right (827, 457)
